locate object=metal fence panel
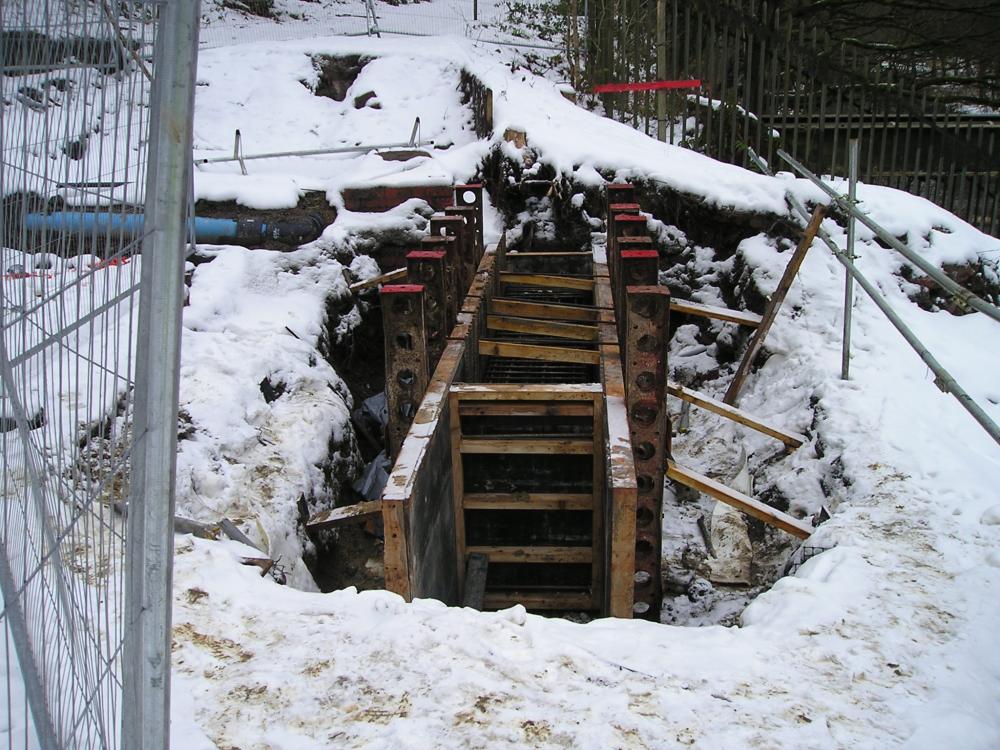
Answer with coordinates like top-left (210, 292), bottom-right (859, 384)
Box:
top-left (0, 1), bottom-right (193, 747)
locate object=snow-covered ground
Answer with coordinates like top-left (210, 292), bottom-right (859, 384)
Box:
top-left (3, 6), bottom-right (1000, 748)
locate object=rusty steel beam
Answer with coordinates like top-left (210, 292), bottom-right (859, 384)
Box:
top-left (605, 183), bottom-right (637, 213)
top-left (620, 249), bottom-right (659, 287)
top-left (381, 284), bottom-right (429, 460)
top-left (454, 183), bottom-right (485, 255)
top-left (421, 235), bottom-right (459, 331)
top-left (624, 285), bottom-right (671, 620)
top-left (429, 215), bottom-right (473, 295)
top-left (444, 205), bottom-right (479, 282)
top-left (606, 202), bottom-right (641, 304)
top-left (406, 250), bottom-right (449, 369)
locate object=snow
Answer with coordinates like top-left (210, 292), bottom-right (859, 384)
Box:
top-left (3, 7), bottom-right (1000, 748)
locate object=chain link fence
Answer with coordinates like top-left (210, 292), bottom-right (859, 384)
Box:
top-left (1, 0), bottom-right (197, 746)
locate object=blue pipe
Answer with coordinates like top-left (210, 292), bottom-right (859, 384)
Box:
top-left (23, 211), bottom-right (324, 246)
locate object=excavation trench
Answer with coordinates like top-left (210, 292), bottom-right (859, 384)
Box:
top-left (300, 171), bottom-right (822, 624)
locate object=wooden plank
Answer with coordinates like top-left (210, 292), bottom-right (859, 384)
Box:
top-left (450, 383), bottom-right (602, 400)
top-left (463, 493), bottom-right (593, 510)
top-left (462, 553), bottom-right (489, 610)
top-left (382, 499), bottom-right (411, 600)
top-left (670, 299), bottom-right (762, 327)
top-left (460, 437), bottom-right (593, 455)
top-left (486, 314), bottom-right (598, 342)
top-left (458, 402), bottom-right (593, 417)
top-left (491, 298), bottom-right (599, 322)
top-left (349, 267), bottom-right (406, 292)
top-left (465, 546), bottom-right (593, 563)
top-left (306, 500), bottom-right (381, 530)
top-left (449, 392), bottom-right (467, 594)
top-left (667, 382), bottom-right (806, 449)
top-left (666, 461), bottom-right (814, 539)
top-left (499, 272), bottom-right (595, 291)
top-left (478, 340), bottom-right (601, 366)
top-left (590, 392), bottom-right (605, 613)
top-left (724, 206), bottom-right (826, 405)
top-left (483, 591), bottom-right (595, 610)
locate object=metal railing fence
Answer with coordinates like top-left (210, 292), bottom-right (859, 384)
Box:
top-left (579, 0), bottom-right (1000, 238)
top-left (0, 0), bottom-right (197, 747)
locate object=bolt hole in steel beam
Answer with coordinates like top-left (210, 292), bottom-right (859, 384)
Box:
top-left (631, 297), bottom-right (658, 320)
top-left (398, 401), bottom-right (416, 419)
top-left (635, 441), bottom-right (656, 461)
top-left (397, 369), bottom-right (415, 387)
top-left (636, 506), bottom-right (656, 526)
top-left (631, 401), bottom-right (659, 426)
top-left (636, 538), bottom-right (654, 555)
top-left (393, 296), bottom-right (414, 315)
top-left (636, 475), bottom-right (655, 493)
top-left (395, 333), bottom-right (414, 350)
top-left (635, 371), bottom-right (656, 392)
top-left (636, 334), bottom-right (658, 352)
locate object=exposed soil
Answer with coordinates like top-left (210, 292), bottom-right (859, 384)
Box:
top-left (310, 524), bottom-right (385, 593)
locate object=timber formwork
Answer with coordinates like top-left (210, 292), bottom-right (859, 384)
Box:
top-left (318, 182), bottom-right (815, 621)
top-left (375, 183), bottom-right (657, 618)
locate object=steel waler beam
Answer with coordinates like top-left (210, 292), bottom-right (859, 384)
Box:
top-left (405, 250), bottom-right (449, 369)
top-left (624, 285), bottom-right (671, 619)
top-left (381, 284), bottom-right (429, 460)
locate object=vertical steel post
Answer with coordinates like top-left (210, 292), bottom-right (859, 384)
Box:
top-left (406, 250), bottom-right (448, 369)
top-left (429, 215), bottom-right (471, 294)
top-left (421, 235), bottom-right (459, 331)
top-left (381, 285), bottom-right (429, 460)
top-left (453, 184), bottom-right (484, 258)
top-left (624, 285), bottom-right (670, 620)
top-left (842, 138), bottom-right (859, 380)
top-left (123, 1), bottom-right (201, 748)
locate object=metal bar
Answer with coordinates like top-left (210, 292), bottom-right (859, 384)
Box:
top-left (842, 139), bottom-right (858, 380)
top-left (195, 139), bottom-right (430, 165)
top-left (656, 0), bottom-right (667, 140)
top-left (123, 2), bottom-right (202, 748)
top-left (750, 147), bottom-right (1000, 448)
top-left (0, 345), bottom-right (61, 749)
top-left (777, 149), bottom-right (1000, 323)
top-left (624, 286), bottom-right (670, 619)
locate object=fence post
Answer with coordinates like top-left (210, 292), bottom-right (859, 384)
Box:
top-left (123, 2), bottom-right (201, 748)
top-left (657, 0), bottom-right (667, 141)
top-left (842, 138), bottom-right (859, 380)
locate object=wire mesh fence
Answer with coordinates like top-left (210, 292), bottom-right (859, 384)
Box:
top-left (0, 0), bottom-right (189, 746)
top-left (197, 0), bottom-right (562, 51)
